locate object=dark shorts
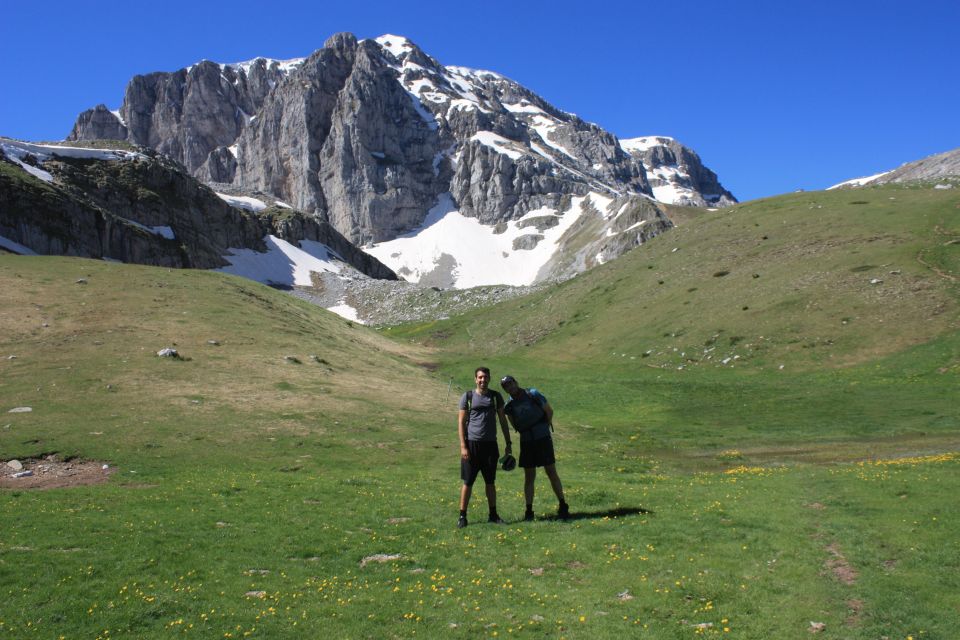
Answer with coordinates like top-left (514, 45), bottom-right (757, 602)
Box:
top-left (520, 436), bottom-right (556, 468)
top-left (461, 440), bottom-right (499, 486)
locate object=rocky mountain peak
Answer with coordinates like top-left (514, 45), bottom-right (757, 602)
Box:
top-left (64, 32), bottom-right (737, 287)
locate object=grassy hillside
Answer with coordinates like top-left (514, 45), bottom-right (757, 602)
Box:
top-left (386, 184), bottom-right (960, 458)
top-left (0, 256), bottom-right (448, 469)
top-left (389, 183), bottom-right (960, 371)
top-left (2, 181), bottom-right (959, 640)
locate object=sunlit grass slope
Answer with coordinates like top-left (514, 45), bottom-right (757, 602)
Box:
top-left (391, 183), bottom-right (960, 371)
top-left (386, 184), bottom-right (960, 460)
top-left (1, 180), bottom-right (959, 640)
top-left (0, 255), bottom-right (448, 469)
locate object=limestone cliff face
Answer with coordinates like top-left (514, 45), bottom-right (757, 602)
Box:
top-left (69, 34), bottom-right (736, 247)
top-left (234, 34), bottom-right (448, 243)
top-left (67, 57), bottom-right (302, 175)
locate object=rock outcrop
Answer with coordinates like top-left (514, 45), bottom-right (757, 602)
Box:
top-left (620, 136), bottom-right (737, 207)
top-left (872, 147), bottom-right (960, 184)
top-left (0, 139), bottom-right (395, 280)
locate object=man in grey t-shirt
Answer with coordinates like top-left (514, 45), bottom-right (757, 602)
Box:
top-left (456, 367), bottom-right (513, 528)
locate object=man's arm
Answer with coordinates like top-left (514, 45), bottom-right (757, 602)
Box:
top-left (497, 402), bottom-right (513, 454)
top-left (458, 409), bottom-right (470, 460)
top-left (542, 401), bottom-right (554, 428)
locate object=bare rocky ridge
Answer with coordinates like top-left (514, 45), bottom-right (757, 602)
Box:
top-left (293, 271), bottom-right (541, 326)
top-left (0, 140), bottom-right (395, 279)
top-left (871, 147), bottom-right (960, 185)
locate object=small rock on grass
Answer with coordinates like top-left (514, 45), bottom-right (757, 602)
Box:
top-left (7, 460), bottom-right (24, 471)
top-left (809, 621), bottom-right (826, 633)
top-left (360, 553), bottom-right (403, 567)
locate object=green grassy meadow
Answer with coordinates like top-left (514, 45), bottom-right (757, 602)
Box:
top-left (2, 182), bottom-right (959, 638)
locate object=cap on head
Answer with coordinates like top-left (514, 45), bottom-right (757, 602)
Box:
top-left (500, 375), bottom-right (516, 387)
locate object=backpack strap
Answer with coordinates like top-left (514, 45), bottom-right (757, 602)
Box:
top-left (529, 389), bottom-right (553, 431)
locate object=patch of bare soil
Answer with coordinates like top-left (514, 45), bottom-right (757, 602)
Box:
top-left (845, 598), bottom-right (864, 627)
top-left (1, 455), bottom-right (114, 490)
top-left (824, 542), bottom-right (858, 586)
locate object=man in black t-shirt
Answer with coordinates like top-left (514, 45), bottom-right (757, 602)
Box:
top-left (456, 366), bottom-right (513, 528)
top-left (501, 375), bottom-right (569, 521)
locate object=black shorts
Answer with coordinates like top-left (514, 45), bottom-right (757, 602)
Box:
top-left (461, 440), bottom-right (499, 486)
top-left (519, 436), bottom-right (556, 468)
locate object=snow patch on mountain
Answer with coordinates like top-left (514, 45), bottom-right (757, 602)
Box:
top-left (363, 192), bottom-right (610, 288)
top-left (216, 192), bottom-right (267, 211)
top-left (216, 236), bottom-right (342, 287)
top-left (0, 234), bottom-right (39, 255)
top-left (120, 219), bottom-right (175, 239)
top-left (222, 57), bottom-right (305, 75)
top-left (827, 171), bottom-right (891, 190)
top-left (326, 301), bottom-right (365, 324)
top-left (471, 132), bottom-right (524, 160)
top-left (374, 34), bottom-right (416, 59)
top-left (2, 139), bottom-right (143, 163)
top-left (620, 136), bottom-right (674, 153)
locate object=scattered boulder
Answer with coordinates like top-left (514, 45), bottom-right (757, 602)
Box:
top-left (7, 407), bottom-right (32, 413)
top-left (6, 460), bottom-right (23, 471)
top-left (157, 348), bottom-right (179, 358)
top-left (360, 553), bottom-right (403, 568)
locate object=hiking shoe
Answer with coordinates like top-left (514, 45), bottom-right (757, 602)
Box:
top-left (488, 514), bottom-right (505, 524)
top-left (457, 514), bottom-right (468, 529)
top-left (524, 509), bottom-right (535, 522)
top-left (558, 502), bottom-right (570, 520)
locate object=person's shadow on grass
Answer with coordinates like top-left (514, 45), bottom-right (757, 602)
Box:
top-left (539, 506), bottom-right (652, 522)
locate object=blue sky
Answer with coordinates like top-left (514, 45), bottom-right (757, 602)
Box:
top-left (2, 0), bottom-right (958, 201)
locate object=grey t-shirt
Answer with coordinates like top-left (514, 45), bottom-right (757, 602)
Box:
top-left (459, 390), bottom-right (504, 442)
